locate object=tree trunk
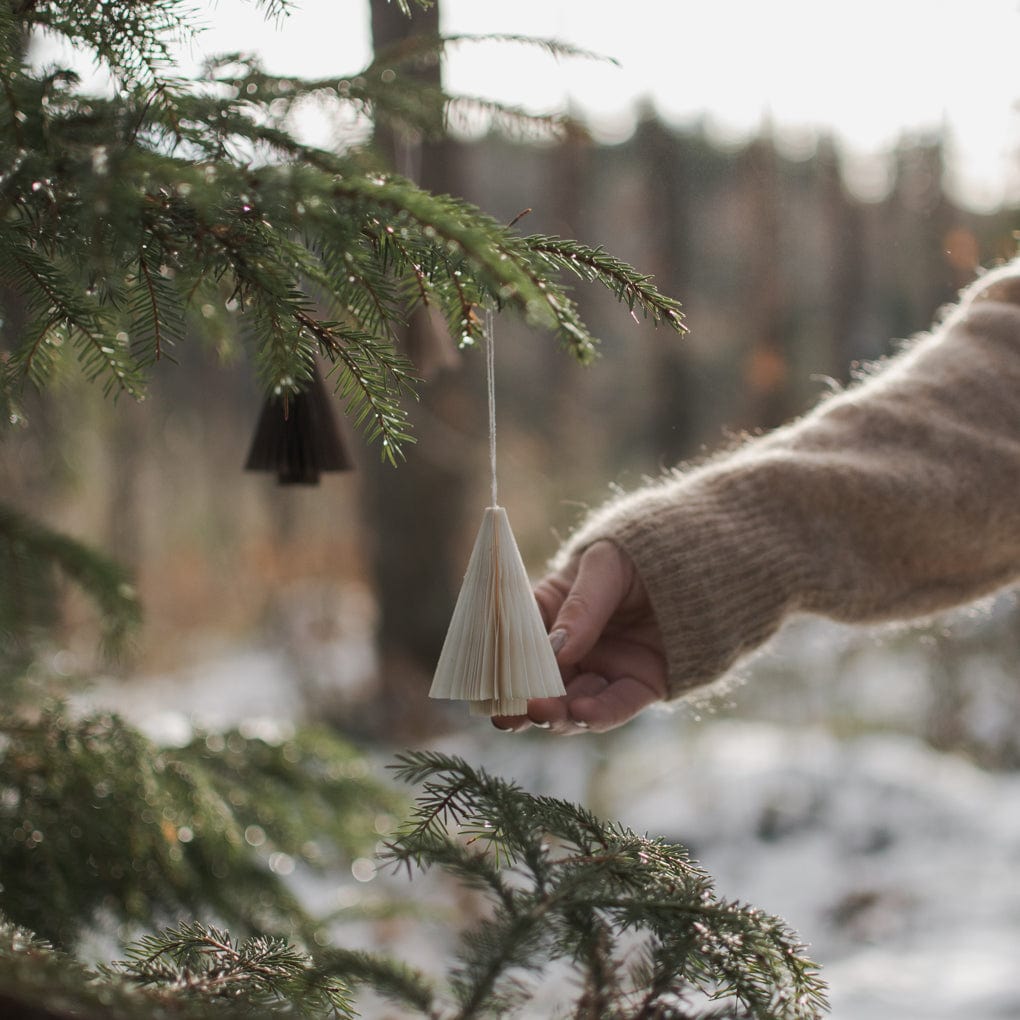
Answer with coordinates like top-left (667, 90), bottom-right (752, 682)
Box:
top-left (360, 0), bottom-right (477, 740)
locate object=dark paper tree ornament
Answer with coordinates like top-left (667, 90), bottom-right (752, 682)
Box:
top-left (244, 363), bottom-right (354, 484)
top-left (430, 309), bottom-right (565, 716)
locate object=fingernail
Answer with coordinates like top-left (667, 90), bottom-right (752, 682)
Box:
top-left (532, 721), bottom-right (552, 730)
top-left (549, 629), bottom-right (567, 654)
top-left (571, 719), bottom-right (590, 730)
top-left (492, 722), bottom-right (514, 732)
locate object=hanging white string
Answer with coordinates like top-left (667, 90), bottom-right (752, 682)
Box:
top-left (429, 301), bottom-right (568, 714)
top-left (485, 304), bottom-right (498, 509)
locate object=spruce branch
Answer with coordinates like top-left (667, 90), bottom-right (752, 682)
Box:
top-left (0, 742), bottom-right (825, 1019)
top-left (362, 33), bottom-right (613, 141)
top-left (0, 705), bottom-right (399, 948)
top-left (331, 175), bottom-right (546, 314)
top-left (335, 174), bottom-right (602, 362)
top-left (208, 51), bottom-right (568, 146)
top-left (0, 1), bottom-right (687, 461)
top-left (385, 751), bottom-right (828, 1020)
top-left (128, 242), bottom-right (185, 366)
top-left (314, 242), bottom-right (405, 341)
top-left (0, 914), bottom-right (355, 1020)
top-left (18, 0), bottom-right (198, 91)
top-left (296, 314), bottom-right (418, 464)
top-left (447, 904), bottom-right (551, 1019)
top-left (108, 922), bottom-right (355, 1017)
top-left (252, 0), bottom-right (296, 21)
top-left (0, 228), bottom-right (145, 398)
top-left (314, 947), bottom-right (437, 1017)
top-left (0, 503), bottom-right (141, 674)
top-left (526, 235), bottom-right (687, 333)
top-left (369, 31), bottom-right (618, 80)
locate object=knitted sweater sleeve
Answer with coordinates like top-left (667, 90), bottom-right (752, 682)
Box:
top-left (558, 264), bottom-right (1020, 699)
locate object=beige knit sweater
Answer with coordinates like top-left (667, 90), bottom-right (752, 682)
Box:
top-left (561, 262), bottom-right (1020, 699)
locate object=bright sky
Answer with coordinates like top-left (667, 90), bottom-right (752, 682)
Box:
top-left (443, 0), bottom-right (1020, 207)
top-left (47, 1), bottom-right (1020, 208)
top-left (185, 0), bottom-right (1020, 209)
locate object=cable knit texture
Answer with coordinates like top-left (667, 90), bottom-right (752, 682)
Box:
top-left (558, 262), bottom-right (1020, 698)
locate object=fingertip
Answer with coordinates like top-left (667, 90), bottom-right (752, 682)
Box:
top-left (526, 696), bottom-right (570, 729)
top-left (491, 715), bottom-right (530, 733)
top-left (548, 545), bottom-right (629, 664)
top-left (564, 694), bottom-right (604, 729)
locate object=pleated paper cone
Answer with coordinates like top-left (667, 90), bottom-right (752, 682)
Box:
top-left (430, 506), bottom-right (565, 717)
top-left (244, 363), bottom-right (354, 485)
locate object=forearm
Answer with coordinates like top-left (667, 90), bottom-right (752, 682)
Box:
top-left (561, 265), bottom-right (1020, 697)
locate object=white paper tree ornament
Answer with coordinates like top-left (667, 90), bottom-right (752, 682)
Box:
top-left (430, 505), bottom-right (565, 716)
top-left (429, 308), bottom-right (565, 717)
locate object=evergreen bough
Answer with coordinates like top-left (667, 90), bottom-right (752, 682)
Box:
top-left (0, 0), bottom-right (684, 461)
top-left (0, 703), bottom-right (403, 948)
top-left (0, 753), bottom-right (827, 1019)
top-left (376, 752), bottom-right (828, 1019)
top-left (0, 504), bottom-right (141, 686)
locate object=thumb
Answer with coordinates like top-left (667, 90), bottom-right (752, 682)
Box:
top-left (549, 541), bottom-right (631, 666)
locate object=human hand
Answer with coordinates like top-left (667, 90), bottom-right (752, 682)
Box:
top-left (492, 540), bottom-right (668, 735)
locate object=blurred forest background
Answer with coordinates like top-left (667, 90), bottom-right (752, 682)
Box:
top-left (4, 108), bottom-right (1020, 756)
top-left (4, 4), bottom-right (1020, 1014)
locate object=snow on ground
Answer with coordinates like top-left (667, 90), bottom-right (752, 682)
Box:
top-left (452, 717), bottom-right (1020, 1020)
top-left (612, 722), bottom-right (1020, 1020)
top-left (83, 641), bottom-right (1020, 1020)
